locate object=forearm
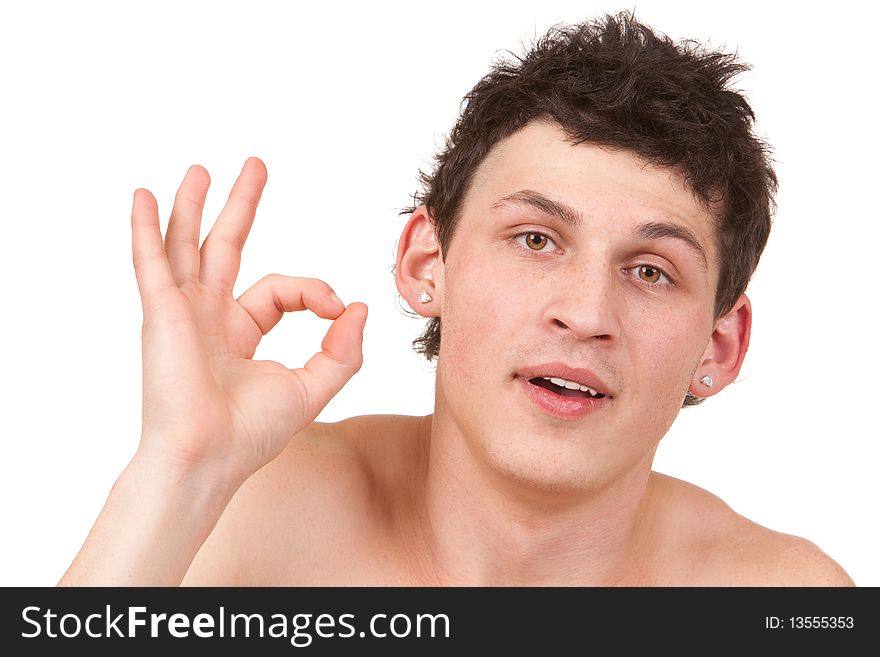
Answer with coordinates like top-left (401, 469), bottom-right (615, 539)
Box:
top-left (58, 450), bottom-right (239, 586)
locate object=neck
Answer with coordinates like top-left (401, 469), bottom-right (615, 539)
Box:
top-left (407, 413), bottom-right (662, 586)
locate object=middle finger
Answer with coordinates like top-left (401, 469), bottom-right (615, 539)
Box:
top-left (199, 157), bottom-right (268, 294)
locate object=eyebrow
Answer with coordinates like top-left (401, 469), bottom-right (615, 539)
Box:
top-left (490, 189), bottom-right (582, 228)
top-left (491, 189), bottom-right (708, 271)
top-left (633, 221), bottom-right (708, 272)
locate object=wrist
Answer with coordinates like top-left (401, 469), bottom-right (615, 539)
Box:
top-left (58, 446), bottom-right (245, 586)
top-left (129, 445), bottom-right (245, 511)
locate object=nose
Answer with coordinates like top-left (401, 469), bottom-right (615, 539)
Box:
top-left (542, 267), bottom-right (622, 342)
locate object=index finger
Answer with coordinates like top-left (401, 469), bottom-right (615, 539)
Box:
top-left (236, 275), bottom-right (346, 335)
top-left (131, 188), bottom-right (176, 306)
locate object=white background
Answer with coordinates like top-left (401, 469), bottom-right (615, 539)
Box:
top-left (1, 0), bottom-right (877, 586)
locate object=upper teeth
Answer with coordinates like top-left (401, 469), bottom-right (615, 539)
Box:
top-left (543, 376), bottom-right (600, 396)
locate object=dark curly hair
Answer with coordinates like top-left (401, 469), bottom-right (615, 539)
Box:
top-left (404, 11), bottom-right (777, 407)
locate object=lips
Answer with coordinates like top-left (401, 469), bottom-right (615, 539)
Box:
top-left (516, 362), bottom-right (611, 398)
top-left (515, 362), bottom-right (612, 420)
top-left (529, 376), bottom-right (603, 398)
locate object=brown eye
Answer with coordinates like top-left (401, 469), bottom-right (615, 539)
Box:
top-left (525, 233), bottom-right (548, 250)
top-left (638, 265), bottom-right (662, 283)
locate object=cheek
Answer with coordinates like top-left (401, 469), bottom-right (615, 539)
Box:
top-left (443, 262), bottom-right (496, 334)
top-left (627, 304), bottom-right (710, 417)
top-left (438, 251), bottom-right (523, 378)
top-left (628, 293), bottom-right (709, 367)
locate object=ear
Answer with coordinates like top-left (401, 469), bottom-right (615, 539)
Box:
top-left (395, 205), bottom-right (444, 317)
top-left (689, 293), bottom-right (752, 398)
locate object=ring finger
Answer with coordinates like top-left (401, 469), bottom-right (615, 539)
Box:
top-left (165, 165), bottom-right (211, 286)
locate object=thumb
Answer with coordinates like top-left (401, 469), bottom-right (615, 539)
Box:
top-left (295, 302), bottom-right (368, 415)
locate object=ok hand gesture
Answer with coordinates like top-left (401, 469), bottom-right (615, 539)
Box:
top-left (131, 157), bottom-right (367, 487)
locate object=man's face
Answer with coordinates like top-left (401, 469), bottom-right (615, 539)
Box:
top-left (433, 121), bottom-right (719, 492)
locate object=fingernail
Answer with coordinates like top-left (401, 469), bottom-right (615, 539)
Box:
top-left (330, 293), bottom-right (345, 308)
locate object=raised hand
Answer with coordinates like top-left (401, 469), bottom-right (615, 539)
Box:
top-left (131, 157), bottom-right (367, 487)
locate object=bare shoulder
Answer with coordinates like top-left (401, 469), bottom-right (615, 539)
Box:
top-left (651, 472), bottom-right (855, 587)
top-left (183, 415), bottom-right (419, 585)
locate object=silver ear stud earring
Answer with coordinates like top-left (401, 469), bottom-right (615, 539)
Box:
top-left (418, 291), bottom-right (433, 304)
top-left (699, 374), bottom-right (714, 388)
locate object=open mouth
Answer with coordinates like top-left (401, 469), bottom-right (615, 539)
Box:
top-left (528, 376), bottom-right (606, 399)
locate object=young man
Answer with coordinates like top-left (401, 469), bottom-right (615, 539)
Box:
top-left (61, 13), bottom-right (853, 586)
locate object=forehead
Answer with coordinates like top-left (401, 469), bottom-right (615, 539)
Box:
top-left (463, 121), bottom-right (717, 261)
